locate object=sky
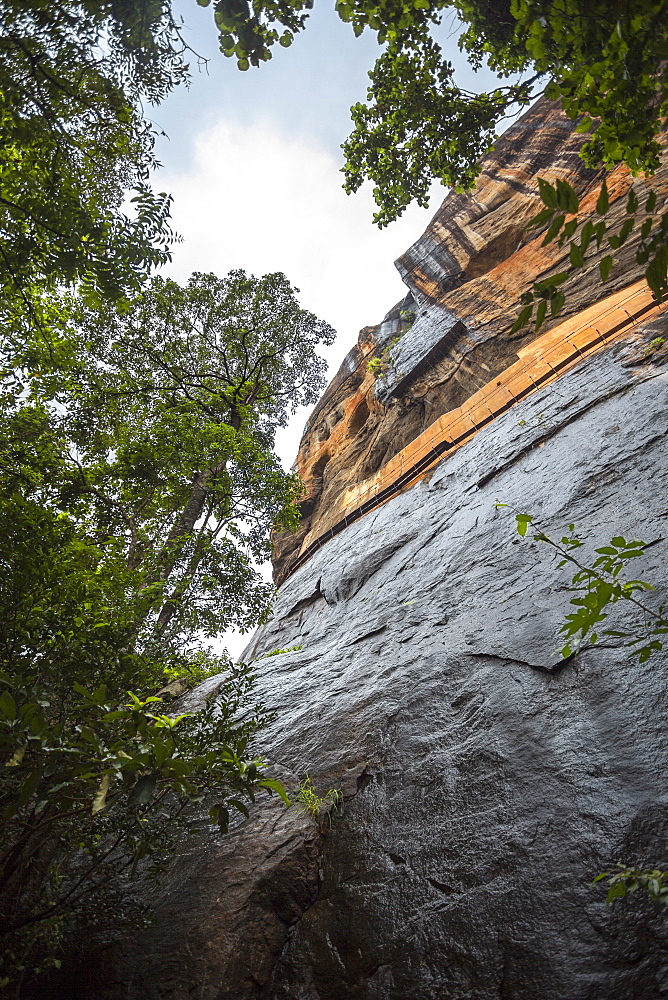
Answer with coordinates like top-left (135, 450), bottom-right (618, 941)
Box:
top-left (149, 2), bottom-right (502, 653)
top-left (151, 2), bottom-right (503, 465)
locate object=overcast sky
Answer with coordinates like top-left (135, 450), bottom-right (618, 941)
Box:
top-left (150, 2), bottom-right (502, 652)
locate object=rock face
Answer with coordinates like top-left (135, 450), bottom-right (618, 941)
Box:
top-left (252, 340), bottom-right (668, 1000)
top-left (53, 100), bottom-right (668, 998)
top-left (273, 96), bottom-right (668, 585)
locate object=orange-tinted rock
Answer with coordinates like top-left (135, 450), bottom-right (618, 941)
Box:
top-left (272, 97), bottom-right (668, 583)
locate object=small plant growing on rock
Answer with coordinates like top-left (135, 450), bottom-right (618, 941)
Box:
top-left (399, 308), bottom-right (415, 330)
top-left (367, 356), bottom-right (387, 379)
top-left (366, 335), bottom-right (401, 380)
top-left (642, 336), bottom-right (666, 357)
top-left (294, 775), bottom-right (342, 819)
top-left (259, 644), bottom-right (303, 658)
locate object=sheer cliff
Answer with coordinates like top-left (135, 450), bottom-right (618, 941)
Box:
top-left (59, 99), bottom-right (668, 1000)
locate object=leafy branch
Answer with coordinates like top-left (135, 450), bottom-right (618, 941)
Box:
top-left (513, 177), bottom-right (668, 334)
top-left (593, 865), bottom-right (668, 908)
top-left (501, 505), bottom-right (668, 910)
top-left (502, 507), bottom-right (667, 661)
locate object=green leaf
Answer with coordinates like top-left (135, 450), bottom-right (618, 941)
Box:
top-left (561, 219), bottom-right (579, 243)
top-left (535, 298), bottom-right (548, 332)
top-left (516, 514), bottom-right (533, 537)
top-left (0, 690), bottom-right (16, 721)
top-left (128, 773), bottom-right (157, 808)
top-left (641, 218), bottom-right (653, 239)
top-left (550, 291), bottom-right (565, 317)
top-left (615, 217), bottom-right (634, 246)
top-left (535, 271), bottom-right (569, 290)
top-left (229, 798), bottom-right (250, 818)
top-left (579, 220), bottom-right (594, 252)
top-left (645, 245), bottom-right (668, 300)
top-left (210, 804), bottom-right (230, 833)
top-left (556, 179), bottom-right (579, 214)
top-left (569, 242), bottom-right (585, 268)
top-left (538, 178), bottom-right (557, 209)
top-left (153, 737), bottom-right (174, 767)
top-left (511, 304), bottom-right (533, 333)
top-left (606, 881), bottom-right (627, 904)
top-left (19, 768), bottom-right (43, 807)
top-left (528, 207), bottom-right (555, 229)
top-left (259, 777), bottom-right (291, 805)
top-left (599, 255), bottom-right (613, 281)
top-left (596, 180), bottom-right (609, 215)
top-left (541, 214), bottom-right (566, 246)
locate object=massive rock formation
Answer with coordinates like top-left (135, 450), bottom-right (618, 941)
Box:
top-left (272, 97), bottom-right (665, 585)
top-left (55, 99), bottom-right (668, 999)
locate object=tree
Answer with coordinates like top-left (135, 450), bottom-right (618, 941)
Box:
top-left (0, 270), bottom-right (334, 988)
top-left (0, 0), bottom-right (191, 313)
top-left (203, 0), bottom-right (668, 327)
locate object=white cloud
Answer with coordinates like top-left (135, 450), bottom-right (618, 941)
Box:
top-left (160, 114), bottom-right (442, 466)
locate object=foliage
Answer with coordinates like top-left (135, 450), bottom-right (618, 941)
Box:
top-left (294, 775), bottom-right (342, 819)
top-left (504, 505), bottom-right (668, 910)
top-left (201, 0), bottom-right (668, 225)
top-left (0, 270), bottom-right (333, 986)
top-left (593, 865), bottom-right (668, 907)
top-left (367, 356), bottom-right (387, 379)
top-left (342, 36), bottom-right (529, 226)
top-left (366, 334), bottom-right (400, 379)
top-left (0, 1), bottom-right (196, 312)
top-left (507, 510), bottom-right (667, 661)
top-left (399, 307), bottom-right (415, 331)
top-left (258, 644), bottom-right (303, 658)
top-left (513, 177), bottom-right (668, 334)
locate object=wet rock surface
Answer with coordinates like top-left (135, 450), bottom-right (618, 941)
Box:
top-left (255, 338), bottom-right (668, 1000)
top-left (65, 332), bottom-right (668, 999)
top-left (41, 95), bottom-right (668, 1000)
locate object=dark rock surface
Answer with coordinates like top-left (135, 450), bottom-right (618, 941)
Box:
top-left (68, 325), bottom-right (668, 999)
top-left (255, 334), bottom-right (668, 1000)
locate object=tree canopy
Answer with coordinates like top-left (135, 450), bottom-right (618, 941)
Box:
top-left (0, 1), bottom-right (190, 311)
top-left (0, 3), bottom-right (338, 985)
top-left (200, 0), bottom-right (668, 225)
top-left (0, 271), bottom-right (333, 986)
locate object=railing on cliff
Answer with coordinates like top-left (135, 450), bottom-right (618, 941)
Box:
top-left (277, 280), bottom-right (666, 585)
